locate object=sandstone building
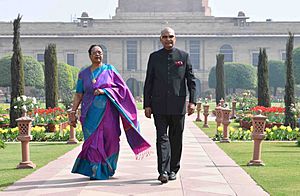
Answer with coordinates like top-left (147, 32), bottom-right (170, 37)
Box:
top-left (0, 0), bottom-right (300, 98)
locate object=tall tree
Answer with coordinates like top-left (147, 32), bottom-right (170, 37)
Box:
top-left (284, 32), bottom-right (296, 128)
top-left (44, 43), bottom-right (58, 108)
top-left (10, 14), bottom-right (25, 127)
top-left (257, 48), bottom-right (270, 107)
top-left (215, 54), bottom-right (225, 105)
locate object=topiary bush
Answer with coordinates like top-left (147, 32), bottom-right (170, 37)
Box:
top-left (0, 55), bottom-right (44, 88)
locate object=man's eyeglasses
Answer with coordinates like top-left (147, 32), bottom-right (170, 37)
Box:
top-left (161, 35), bottom-right (175, 39)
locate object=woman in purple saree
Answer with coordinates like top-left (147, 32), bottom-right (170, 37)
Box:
top-left (69, 45), bottom-right (151, 180)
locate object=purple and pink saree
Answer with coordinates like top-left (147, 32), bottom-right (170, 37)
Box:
top-left (72, 64), bottom-right (151, 179)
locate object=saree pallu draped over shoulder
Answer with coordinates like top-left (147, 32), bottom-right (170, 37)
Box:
top-left (72, 64), bottom-right (151, 180)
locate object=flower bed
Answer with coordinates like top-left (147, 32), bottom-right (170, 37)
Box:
top-left (31, 107), bottom-right (68, 129)
top-left (214, 124), bottom-right (300, 141)
top-left (0, 125), bottom-right (84, 142)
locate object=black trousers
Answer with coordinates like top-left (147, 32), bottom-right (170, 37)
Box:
top-left (153, 114), bottom-right (185, 174)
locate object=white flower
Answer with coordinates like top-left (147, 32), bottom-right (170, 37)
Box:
top-left (21, 95), bottom-right (27, 101)
top-left (14, 106), bottom-right (17, 109)
top-left (17, 97), bottom-right (21, 101)
top-left (21, 105), bottom-right (27, 112)
top-left (32, 97), bottom-right (37, 104)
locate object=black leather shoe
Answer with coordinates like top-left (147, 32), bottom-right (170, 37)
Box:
top-left (169, 171), bottom-right (176, 180)
top-left (158, 172), bottom-right (169, 183)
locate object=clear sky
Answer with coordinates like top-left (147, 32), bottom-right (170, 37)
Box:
top-left (1, 0), bottom-right (300, 22)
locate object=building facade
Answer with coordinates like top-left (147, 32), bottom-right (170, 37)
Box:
top-left (0, 0), bottom-right (300, 98)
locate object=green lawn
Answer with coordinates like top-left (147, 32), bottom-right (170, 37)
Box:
top-left (0, 142), bottom-right (80, 191)
top-left (195, 121), bottom-right (300, 196)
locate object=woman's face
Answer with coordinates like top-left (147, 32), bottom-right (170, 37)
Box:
top-left (89, 46), bottom-right (103, 64)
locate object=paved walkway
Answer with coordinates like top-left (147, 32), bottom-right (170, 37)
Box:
top-left (2, 112), bottom-right (269, 196)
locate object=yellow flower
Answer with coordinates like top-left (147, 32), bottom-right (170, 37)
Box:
top-left (265, 128), bottom-right (271, 133)
top-left (75, 126), bottom-right (82, 132)
top-left (217, 126), bottom-right (223, 132)
top-left (287, 126), bottom-right (293, 133)
top-left (11, 127), bottom-right (19, 133)
top-left (1, 129), bottom-right (8, 134)
top-left (279, 125), bottom-right (286, 131)
top-left (238, 128), bottom-right (243, 132)
top-left (32, 126), bottom-right (46, 132)
top-left (63, 128), bottom-right (68, 133)
top-left (229, 127), bottom-right (235, 133)
top-left (246, 130), bottom-right (251, 134)
top-left (272, 125), bottom-right (278, 131)
top-left (295, 127), bottom-right (299, 132)
top-left (250, 126), bottom-right (253, 132)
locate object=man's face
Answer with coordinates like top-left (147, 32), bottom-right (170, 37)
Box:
top-left (160, 30), bottom-right (176, 50)
top-left (89, 46), bottom-right (103, 64)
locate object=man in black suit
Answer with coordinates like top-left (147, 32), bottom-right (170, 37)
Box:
top-left (143, 27), bottom-right (196, 183)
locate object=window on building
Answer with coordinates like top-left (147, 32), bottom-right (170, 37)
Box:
top-left (127, 40), bottom-right (137, 70)
top-left (281, 51), bottom-right (286, 61)
top-left (67, 53), bottom-right (75, 66)
top-left (189, 40), bottom-right (200, 70)
top-left (36, 53), bottom-right (44, 62)
top-left (219, 44), bottom-right (233, 62)
top-left (252, 52), bottom-right (259, 66)
top-left (100, 45), bottom-right (108, 64)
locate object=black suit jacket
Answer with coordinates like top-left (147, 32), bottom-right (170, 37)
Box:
top-left (143, 47), bottom-right (196, 115)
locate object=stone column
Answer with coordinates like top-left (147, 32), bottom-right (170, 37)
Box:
top-left (67, 110), bottom-right (79, 144)
top-left (16, 113), bottom-right (36, 169)
top-left (202, 104), bottom-right (209, 128)
top-left (195, 102), bottom-right (202, 121)
top-left (215, 105), bottom-right (223, 135)
top-left (220, 107), bottom-right (231, 143)
top-left (248, 111), bottom-right (266, 166)
top-left (230, 99), bottom-right (237, 119)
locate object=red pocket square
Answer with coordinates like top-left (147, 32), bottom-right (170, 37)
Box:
top-left (175, 61), bottom-right (184, 67)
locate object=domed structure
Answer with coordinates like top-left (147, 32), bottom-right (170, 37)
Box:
top-left (238, 11), bottom-right (246, 17)
top-left (81, 12), bottom-right (89, 18)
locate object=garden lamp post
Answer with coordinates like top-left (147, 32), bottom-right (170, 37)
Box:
top-left (203, 103), bottom-right (209, 128)
top-left (195, 102), bottom-right (202, 121)
top-left (230, 99), bottom-right (237, 119)
top-left (220, 107), bottom-right (231, 143)
top-left (67, 109), bottom-right (78, 144)
top-left (16, 110), bottom-right (36, 169)
top-left (248, 110), bottom-right (266, 166)
top-left (215, 104), bottom-right (223, 135)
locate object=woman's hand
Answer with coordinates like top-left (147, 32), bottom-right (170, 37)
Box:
top-left (94, 88), bottom-right (105, 96)
top-left (68, 112), bottom-right (77, 127)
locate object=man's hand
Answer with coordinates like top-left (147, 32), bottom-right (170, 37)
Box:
top-left (144, 107), bottom-right (152, 118)
top-left (187, 103), bottom-right (196, 116)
